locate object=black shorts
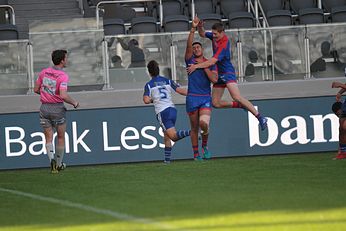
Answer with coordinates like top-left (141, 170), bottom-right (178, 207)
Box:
top-left (39, 103), bottom-right (66, 128)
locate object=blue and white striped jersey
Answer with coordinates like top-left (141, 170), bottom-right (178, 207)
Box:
top-left (143, 75), bottom-right (180, 114)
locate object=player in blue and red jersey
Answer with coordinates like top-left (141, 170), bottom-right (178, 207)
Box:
top-left (143, 60), bottom-right (190, 163)
top-left (187, 17), bottom-right (268, 131)
top-left (332, 80), bottom-right (346, 159)
top-left (185, 17), bottom-right (218, 160)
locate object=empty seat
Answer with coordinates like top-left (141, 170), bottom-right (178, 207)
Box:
top-left (163, 15), bottom-right (189, 32)
top-left (267, 10), bottom-right (292, 26)
top-left (289, 0), bottom-right (317, 14)
top-left (298, 8), bottom-right (324, 24)
top-left (130, 16), bottom-right (158, 34)
top-left (161, 0), bottom-right (185, 17)
top-left (103, 18), bottom-right (125, 36)
top-left (322, 0), bottom-right (346, 13)
top-left (228, 11), bottom-right (255, 28)
top-left (193, 0), bottom-right (217, 15)
top-left (102, 3), bottom-right (136, 23)
top-left (199, 13), bottom-right (222, 30)
top-left (83, 0), bottom-right (102, 17)
top-left (220, 0), bottom-right (247, 17)
top-left (331, 5), bottom-right (346, 22)
top-left (0, 24), bottom-right (18, 40)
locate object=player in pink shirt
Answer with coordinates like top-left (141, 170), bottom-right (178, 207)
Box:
top-left (34, 50), bottom-right (79, 173)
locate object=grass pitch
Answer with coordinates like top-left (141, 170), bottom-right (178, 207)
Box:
top-left (0, 152), bottom-right (345, 231)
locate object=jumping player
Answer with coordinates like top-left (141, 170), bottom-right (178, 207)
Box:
top-left (143, 60), bottom-right (190, 163)
top-left (332, 80), bottom-right (346, 159)
top-left (187, 17), bottom-right (268, 131)
top-left (185, 17), bottom-right (218, 160)
top-left (34, 50), bottom-right (79, 173)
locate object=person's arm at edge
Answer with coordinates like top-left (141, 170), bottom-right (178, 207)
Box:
top-left (176, 86), bottom-right (187, 96)
top-left (143, 95), bottom-right (153, 104)
top-left (34, 82), bottom-right (40, 94)
top-left (197, 18), bottom-right (206, 38)
top-left (185, 18), bottom-right (199, 60)
top-left (204, 68), bottom-right (218, 83)
top-left (60, 89), bottom-right (79, 108)
top-left (332, 81), bottom-right (346, 102)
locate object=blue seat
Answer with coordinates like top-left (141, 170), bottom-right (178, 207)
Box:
top-left (163, 15), bottom-right (189, 32)
top-left (228, 11), bottom-right (255, 28)
top-left (103, 18), bottom-right (126, 36)
top-left (0, 24), bottom-right (18, 40)
top-left (298, 8), bottom-right (324, 24)
top-left (331, 5), bottom-right (346, 22)
top-left (130, 16), bottom-right (158, 34)
top-left (267, 10), bottom-right (292, 26)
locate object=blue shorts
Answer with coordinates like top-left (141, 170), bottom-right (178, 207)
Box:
top-left (186, 95), bottom-right (212, 114)
top-left (156, 107), bottom-right (177, 131)
top-left (213, 73), bottom-right (237, 88)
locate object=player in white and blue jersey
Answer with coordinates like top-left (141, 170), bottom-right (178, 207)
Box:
top-left (143, 60), bottom-right (190, 163)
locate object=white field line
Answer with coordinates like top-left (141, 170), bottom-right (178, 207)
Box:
top-left (0, 187), bottom-right (189, 231)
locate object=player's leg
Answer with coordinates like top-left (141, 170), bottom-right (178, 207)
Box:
top-left (160, 107), bottom-right (190, 142)
top-left (186, 96), bottom-right (202, 160)
top-left (212, 84), bottom-right (244, 109)
top-left (199, 109), bottom-right (212, 159)
top-left (336, 117), bottom-right (346, 159)
top-left (55, 122), bottom-right (67, 170)
top-left (226, 82), bottom-right (267, 130)
top-left (188, 111), bottom-right (201, 160)
top-left (39, 107), bottom-right (57, 173)
top-left (163, 132), bottom-right (172, 163)
top-left (51, 104), bottom-right (67, 171)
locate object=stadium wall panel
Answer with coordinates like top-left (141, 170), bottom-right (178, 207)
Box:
top-left (0, 96), bottom-right (339, 170)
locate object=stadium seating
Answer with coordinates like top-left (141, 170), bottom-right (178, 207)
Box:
top-left (129, 16), bottom-right (158, 34)
top-left (228, 11), bottom-right (255, 29)
top-left (163, 14), bottom-right (189, 32)
top-left (103, 18), bottom-right (126, 36)
top-left (298, 8), bottom-right (325, 24)
top-left (266, 10), bottom-right (292, 26)
top-left (289, 0), bottom-right (317, 15)
top-left (199, 13), bottom-right (222, 30)
top-left (322, 0), bottom-right (346, 13)
top-left (219, 0), bottom-right (248, 17)
top-left (102, 3), bottom-right (136, 23)
top-left (0, 23), bottom-right (18, 40)
top-left (259, 0), bottom-right (292, 26)
top-left (331, 5), bottom-right (346, 22)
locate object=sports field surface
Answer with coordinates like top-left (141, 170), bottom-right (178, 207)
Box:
top-left (0, 152), bottom-right (345, 231)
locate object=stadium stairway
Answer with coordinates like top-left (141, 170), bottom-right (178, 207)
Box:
top-left (8, 0), bottom-right (82, 39)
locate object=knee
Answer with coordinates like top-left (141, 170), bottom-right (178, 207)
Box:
top-left (212, 100), bottom-right (221, 108)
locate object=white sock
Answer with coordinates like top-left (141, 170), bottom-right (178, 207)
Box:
top-left (56, 146), bottom-right (65, 167)
top-left (45, 143), bottom-right (54, 162)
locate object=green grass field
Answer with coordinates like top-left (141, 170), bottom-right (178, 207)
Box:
top-left (0, 152), bottom-right (345, 231)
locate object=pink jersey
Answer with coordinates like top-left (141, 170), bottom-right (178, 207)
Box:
top-left (36, 66), bottom-right (69, 104)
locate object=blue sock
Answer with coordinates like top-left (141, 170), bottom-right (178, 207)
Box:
top-left (176, 130), bottom-right (191, 141)
top-left (164, 147), bottom-right (172, 162)
top-left (340, 143), bottom-right (346, 152)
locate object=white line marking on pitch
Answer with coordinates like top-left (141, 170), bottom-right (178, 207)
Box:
top-left (0, 187), bottom-right (189, 231)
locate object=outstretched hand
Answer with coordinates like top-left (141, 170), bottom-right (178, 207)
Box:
top-left (192, 16), bottom-right (200, 28)
top-left (332, 81), bottom-right (342, 88)
top-left (187, 64), bottom-right (197, 75)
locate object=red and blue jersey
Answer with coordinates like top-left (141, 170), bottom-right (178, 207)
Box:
top-left (205, 31), bottom-right (235, 76)
top-left (185, 55), bottom-right (215, 96)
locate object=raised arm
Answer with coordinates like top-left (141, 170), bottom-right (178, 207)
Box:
top-left (185, 17), bottom-right (199, 60)
top-left (197, 18), bottom-right (206, 38)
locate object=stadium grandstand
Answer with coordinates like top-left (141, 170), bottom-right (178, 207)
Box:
top-left (0, 0), bottom-right (345, 113)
